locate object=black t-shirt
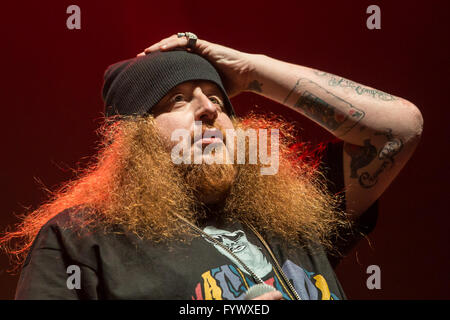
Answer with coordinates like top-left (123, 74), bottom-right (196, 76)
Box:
top-left (14, 141), bottom-right (378, 300)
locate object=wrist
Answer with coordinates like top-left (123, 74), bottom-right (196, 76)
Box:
top-left (243, 54), bottom-right (268, 94)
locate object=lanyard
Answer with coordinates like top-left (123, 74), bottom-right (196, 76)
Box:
top-left (173, 212), bottom-right (301, 300)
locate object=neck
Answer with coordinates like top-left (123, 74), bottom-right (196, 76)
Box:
top-left (196, 199), bottom-right (227, 225)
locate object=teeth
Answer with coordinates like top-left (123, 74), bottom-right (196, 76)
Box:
top-left (192, 128), bottom-right (224, 144)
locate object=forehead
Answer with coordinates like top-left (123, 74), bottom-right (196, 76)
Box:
top-left (168, 80), bottom-right (222, 93)
top-left (151, 80), bottom-right (225, 116)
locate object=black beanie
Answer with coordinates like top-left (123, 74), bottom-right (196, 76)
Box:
top-left (102, 50), bottom-right (235, 118)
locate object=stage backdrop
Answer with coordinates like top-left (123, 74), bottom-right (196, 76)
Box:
top-left (1, 0), bottom-right (448, 299)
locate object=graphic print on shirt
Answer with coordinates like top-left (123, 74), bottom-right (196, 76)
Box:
top-left (192, 226), bottom-right (340, 300)
top-left (202, 226), bottom-right (273, 279)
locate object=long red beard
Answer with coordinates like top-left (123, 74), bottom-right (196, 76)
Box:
top-left (181, 162), bottom-right (237, 205)
top-left (1, 113), bottom-right (352, 272)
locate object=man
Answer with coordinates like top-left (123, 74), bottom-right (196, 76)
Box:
top-left (2, 33), bottom-right (422, 300)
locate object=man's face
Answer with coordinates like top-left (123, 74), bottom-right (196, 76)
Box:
top-left (152, 80), bottom-right (235, 163)
top-left (152, 80), bottom-right (236, 204)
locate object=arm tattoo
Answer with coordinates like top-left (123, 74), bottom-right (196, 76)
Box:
top-left (291, 79), bottom-right (365, 134)
top-left (247, 80), bottom-right (263, 93)
top-left (313, 70), bottom-right (397, 101)
top-left (344, 139), bottom-right (377, 179)
top-left (283, 78), bottom-right (300, 104)
top-left (345, 128), bottom-right (404, 188)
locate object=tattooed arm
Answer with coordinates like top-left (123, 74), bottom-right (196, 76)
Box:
top-left (245, 54), bottom-right (423, 217)
top-left (140, 36), bottom-right (423, 218)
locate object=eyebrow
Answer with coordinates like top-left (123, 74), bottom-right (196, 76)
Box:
top-left (152, 82), bottom-right (224, 114)
top-left (200, 84), bottom-right (224, 99)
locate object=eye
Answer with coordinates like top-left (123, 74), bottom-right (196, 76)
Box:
top-left (209, 96), bottom-right (219, 104)
top-left (173, 94), bottom-right (184, 103)
top-left (209, 96), bottom-right (224, 108)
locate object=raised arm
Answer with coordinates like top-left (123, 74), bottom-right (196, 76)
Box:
top-left (139, 35), bottom-right (424, 218)
top-left (244, 54), bottom-right (423, 217)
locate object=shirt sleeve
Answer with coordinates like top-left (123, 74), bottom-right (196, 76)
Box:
top-left (15, 214), bottom-right (100, 300)
top-left (318, 139), bottom-right (379, 268)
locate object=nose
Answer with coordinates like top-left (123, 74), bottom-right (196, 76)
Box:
top-left (193, 88), bottom-right (218, 124)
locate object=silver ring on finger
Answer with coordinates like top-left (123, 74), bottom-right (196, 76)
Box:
top-left (177, 32), bottom-right (198, 49)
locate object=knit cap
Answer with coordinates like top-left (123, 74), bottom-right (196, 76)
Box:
top-left (102, 49), bottom-right (235, 117)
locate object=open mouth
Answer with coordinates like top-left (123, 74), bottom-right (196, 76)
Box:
top-left (200, 137), bottom-right (223, 146)
top-left (193, 127), bottom-right (225, 148)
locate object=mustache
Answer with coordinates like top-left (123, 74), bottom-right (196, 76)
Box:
top-left (190, 123), bottom-right (227, 145)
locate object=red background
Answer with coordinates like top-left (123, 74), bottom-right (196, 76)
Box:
top-left (1, 0), bottom-right (449, 299)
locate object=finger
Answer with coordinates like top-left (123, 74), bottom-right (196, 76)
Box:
top-left (145, 39), bottom-right (185, 53)
top-left (143, 34), bottom-right (181, 53)
top-left (252, 291), bottom-right (283, 300)
top-left (145, 35), bottom-right (192, 53)
top-left (143, 41), bottom-right (165, 53)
